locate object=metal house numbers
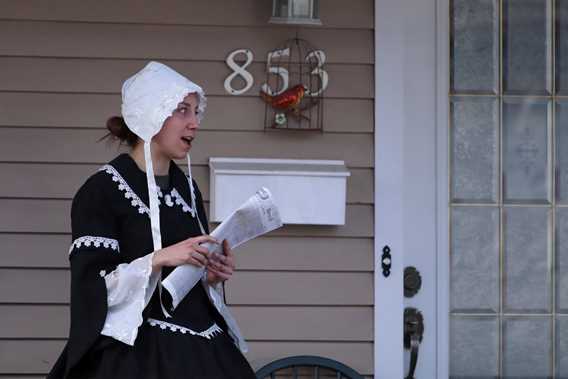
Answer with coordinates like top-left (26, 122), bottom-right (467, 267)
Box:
top-left (224, 47), bottom-right (329, 96)
top-left (224, 41), bottom-right (328, 131)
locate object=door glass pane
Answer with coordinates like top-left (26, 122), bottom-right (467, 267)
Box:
top-left (503, 207), bottom-right (551, 313)
top-left (502, 317), bottom-right (552, 377)
top-left (451, 0), bottom-right (499, 94)
top-left (556, 208), bottom-right (568, 312)
top-left (557, 0), bottom-right (568, 94)
top-left (557, 316), bottom-right (568, 376)
top-left (450, 0), bottom-right (560, 376)
top-left (450, 316), bottom-right (499, 378)
top-left (502, 99), bottom-right (551, 203)
top-left (503, 0), bottom-right (552, 95)
top-left (451, 207), bottom-right (499, 313)
top-left (451, 97), bottom-right (499, 203)
top-left (556, 101), bottom-right (568, 202)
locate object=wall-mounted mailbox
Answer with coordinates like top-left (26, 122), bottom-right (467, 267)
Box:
top-left (209, 157), bottom-right (350, 225)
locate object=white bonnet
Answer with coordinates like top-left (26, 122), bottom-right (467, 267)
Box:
top-left (121, 61), bottom-right (207, 141)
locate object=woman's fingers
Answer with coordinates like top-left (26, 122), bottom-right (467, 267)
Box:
top-left (194, 245), bottom-right (210, 256)
top-left (215, 253), bottom-right (235, 269)
top-left (208, 259), bottom-right (233, 274)
top-left (189, 253), bottom-right (206, 267)
top-left (207, 266), bottom-right (231, 281)
top-left (222, 239), bottom-right (233, 256)
top-left (190, 235), bottom-right (219, 245)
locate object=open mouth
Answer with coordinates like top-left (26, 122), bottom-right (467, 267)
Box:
top-left (181, 136), bottom-right (193, 146)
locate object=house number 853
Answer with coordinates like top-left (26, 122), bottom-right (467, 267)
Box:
top-left (224, 48), bottom-right (329, 96)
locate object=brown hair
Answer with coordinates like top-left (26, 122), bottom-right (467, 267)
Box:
top-left (100, 116), bottom-right (139, 147)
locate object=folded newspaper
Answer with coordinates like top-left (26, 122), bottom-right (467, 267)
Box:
top-left (162, 187), bottom-right (283, 309)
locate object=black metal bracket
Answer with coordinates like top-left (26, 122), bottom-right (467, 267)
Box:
top-left (381, 245), bottom-right (392, 277)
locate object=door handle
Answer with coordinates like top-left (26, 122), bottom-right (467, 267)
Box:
top-left (404, 307), bottom-right (424, 379)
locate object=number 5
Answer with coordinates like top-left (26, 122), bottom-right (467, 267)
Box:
top-left (261, 48), bottom-right (290, 96)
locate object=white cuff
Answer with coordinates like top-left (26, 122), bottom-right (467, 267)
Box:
top-left (100, 252), bottom-right (160, 345)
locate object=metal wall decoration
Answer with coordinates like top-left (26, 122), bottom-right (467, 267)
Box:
top-left (260, 38), bottom-right (327, 131)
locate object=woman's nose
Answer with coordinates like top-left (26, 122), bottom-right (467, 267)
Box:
top-left (187, 113), bottom-right (199, 129)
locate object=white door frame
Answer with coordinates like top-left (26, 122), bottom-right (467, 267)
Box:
top-left (374, 0), bottom-right (450, 377)
top-left (435, 0), bottom-right (450, 377)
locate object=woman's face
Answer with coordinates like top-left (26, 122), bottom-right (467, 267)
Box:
top-left (152, 93), bottom-right (200, 160)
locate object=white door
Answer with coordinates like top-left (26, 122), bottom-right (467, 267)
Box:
top-left (375, 0), bottom-right (568, 378)
top-left (374, 0), bottom-right (448, 377)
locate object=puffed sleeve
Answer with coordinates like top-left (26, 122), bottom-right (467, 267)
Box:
top-left (63, 174), bottom-right (159, 376)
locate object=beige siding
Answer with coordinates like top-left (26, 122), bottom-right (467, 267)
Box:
top-left (0, 93), bottom-right (374, 133)
top-left (0, 0), bottom-right (374, 376)
top-left (0, 0), bottom-right (373, 28)
top-left (0, 163), bottom-right (373, 202)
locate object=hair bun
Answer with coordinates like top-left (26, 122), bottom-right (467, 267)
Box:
top-left (104, 116), bottom-right (139, 147)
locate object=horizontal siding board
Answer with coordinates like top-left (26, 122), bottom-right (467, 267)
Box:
top-left (0, 163), bottom-right (209, 201)
top-left (0, 234), bottom-right (70, 268)
top-left (0, 92), bottom-right (374, 133)
top-left (227, 271), bottom-right (373, 305)
top-left (0, 21), bottom-right (373, 64)
top-left (0, 305), bottom-right (372, 341)
top-left (0, 199), bottom-right (373, 237)
top-left (0, 340), bottom-right (65, 375)
top-left (0, 129), bottom-right (374, 167)
top-left (0, 269), bottom-right (373, 305)
top-left (0, 58), bottom-right (373, 99)
top-left (234, 237), bottom-right (373, 271)
top-left (0, 0), bottom-right (373, 29)
top-left (0, 163), bottom-right (372, 204)
top-left (0, 234), bottom-right (373, 271)
top-left (0, 199), bottom-right (70, 234)
top-left (0, 269), bottom-right (69, 304)
top-left (0, 340), bottom-right (373, 375)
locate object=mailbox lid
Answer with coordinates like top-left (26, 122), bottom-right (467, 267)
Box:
top-left (209, 157), bottom-right (350, 225)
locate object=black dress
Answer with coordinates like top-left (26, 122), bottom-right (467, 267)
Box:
top-left (47, 153), bottom-right (256, 379)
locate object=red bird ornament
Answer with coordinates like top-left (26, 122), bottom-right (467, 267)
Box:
top-left (260, 84), bottom-right (310, 121)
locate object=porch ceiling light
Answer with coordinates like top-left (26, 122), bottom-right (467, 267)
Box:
top-left (269, 0), bottom-right (322, 26)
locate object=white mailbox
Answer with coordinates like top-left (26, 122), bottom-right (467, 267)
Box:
top-left (209, 158), bottom-right (350, 225)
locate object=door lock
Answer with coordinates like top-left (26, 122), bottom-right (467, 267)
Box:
top-left (404, 307), bottom-right (424, 379)
top-left (404, 266), bottom-right (422, 298)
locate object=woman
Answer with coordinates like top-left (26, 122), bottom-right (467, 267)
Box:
top-left (47, 61), bottom-right (257, 379)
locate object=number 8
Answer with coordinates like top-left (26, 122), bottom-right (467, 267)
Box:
top-left (224, 49), bottom-right (255, 96)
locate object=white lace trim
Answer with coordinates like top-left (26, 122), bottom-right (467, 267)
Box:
top-left (99, 164), bottom-right (196, 216)
top-left (68, 236), bottom-right (120, 254)
top-left (147, 318), bottom-right (223, 340)
top-left (170, 188), bottom-right (196, 215)
top-left (99, 165), bottom-right (150, 215)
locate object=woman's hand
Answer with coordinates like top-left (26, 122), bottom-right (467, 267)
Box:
top-left (152, 235), bottom-right (219, 272)
top-left (206, 239), bottom-right (236, 285)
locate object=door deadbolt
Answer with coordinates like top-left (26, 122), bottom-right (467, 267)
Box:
top-left (404, 266), bottom-right (422, 298)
